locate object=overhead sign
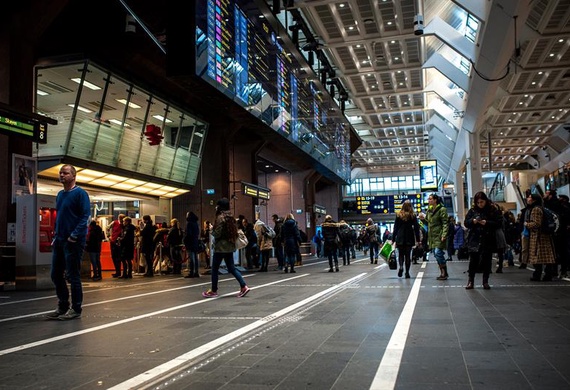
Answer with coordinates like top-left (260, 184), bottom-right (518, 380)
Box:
top-left (242, 182), bottom-right (270, 200)
top-left (314, 204), bottom-right (326, 215)
top-left (343, 194), bottom-right (424, 215)
top-left (0, 110), bottom-right (48, 144)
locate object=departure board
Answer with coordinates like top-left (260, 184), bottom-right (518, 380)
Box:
top-left (343, 194), bottom-right (424, 215)
top-left (194, 0), bottom-right (352, 184)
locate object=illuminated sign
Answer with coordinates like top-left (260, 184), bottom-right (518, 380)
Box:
top-left (343, 194), bottom-right (425, 215)
top-left (206, 189), bottom-right (215, 195)
top-left (242, 182), bottom-right (270, 200)
top-left (0, 110), bottom-right (48, 144)
top-left (419, 160), bottom-right (438, 192)
top-left (314, 204), bottom-right (326, 215)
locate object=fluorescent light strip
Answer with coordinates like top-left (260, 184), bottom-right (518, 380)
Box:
top-left (152, 114), bottom-right (173, 124)
top-left (116, 99), bottom-right (141, 109)
top-left (67, 104), bottom-right (93, 113)
top-left (108, 119), bottom-right (130, 127)
top-left (37, 89), bottom-right (49, 96)
top-left (70, 78), bottom-right (101, 90)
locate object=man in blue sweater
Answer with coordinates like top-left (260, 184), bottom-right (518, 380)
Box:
top-left (46, 164), bottom-right (91, 320)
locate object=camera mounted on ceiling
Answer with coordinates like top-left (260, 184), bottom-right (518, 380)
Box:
top-left (414, 14), bottom-right (424, 36)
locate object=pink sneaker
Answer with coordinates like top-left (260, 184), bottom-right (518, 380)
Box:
top-left (237, 286), bottom-right (250, 298)
top-left (202, 289), bottom-right (218, 298)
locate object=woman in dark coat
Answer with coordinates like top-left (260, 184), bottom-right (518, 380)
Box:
top-left (280, 213), bottom-right (301, 273)
top-left (85, 220), bottom-right (104, 281)
top-left (321, 215), bottom-right (340, 272)
top-left (140, 215), bottom-right (157, 277)
top-left (118, 217), bottom-right (136, 279)
top-left (392, 200), bottom-right (421, 278)
top-left (464, 192), bottom-right (500, 290)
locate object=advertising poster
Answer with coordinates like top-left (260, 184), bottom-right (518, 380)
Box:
top-left (12, 154), bottom-right (37, 203)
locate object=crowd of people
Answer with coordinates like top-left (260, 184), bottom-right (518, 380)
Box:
top-left (49, 166), bottom-right (569, 321)
top-left (88, 192), bottom-right (569, 294)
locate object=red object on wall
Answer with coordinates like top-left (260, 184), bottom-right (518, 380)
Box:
top-left (144, 124), bottom-right (163, 146)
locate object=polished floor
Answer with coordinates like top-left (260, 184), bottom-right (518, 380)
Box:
top-left (0, 252), bottom-right (569, 390)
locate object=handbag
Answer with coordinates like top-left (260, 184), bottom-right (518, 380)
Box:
top-left (379, 241), bottom-right (393, 260)
top-left (387, 251), bottom-right (398, 270)
top-left (196, 240), bottom-right (206, 254)
top-left (236, 229), bottom-right (248, 250)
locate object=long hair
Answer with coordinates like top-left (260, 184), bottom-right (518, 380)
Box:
top-left (398, 200), bottom-right (415, 221)
top-left (473, 191), bottom-right (491, 210)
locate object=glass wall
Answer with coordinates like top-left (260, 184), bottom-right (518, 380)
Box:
top-left (34, 61), bottom-right (208, 187)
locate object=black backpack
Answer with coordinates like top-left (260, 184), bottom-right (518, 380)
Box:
top-left (541, 207), bottom-right (560, 235)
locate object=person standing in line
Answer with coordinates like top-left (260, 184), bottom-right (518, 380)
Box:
top-left (426, 193), bottom-right (449, 280)
top-left (281, 213), bottom-right (301, 273)
top-left (338, 220), bottom-right (353, 266)
top-left (271, 214), bottom-right (284, 271)
top-left (202, 198), bottom-right (250, 298)
top-left (184, 211), bottom-right (201, 278)
top-left (118, 216), bottom-right (136, 278)
top-left (168, 218), bottom-right (184, 275)
top-left (254, 217), bottom-right (274, 272)
top-left (464, 192), bottom-right (500, 289)
top-left (86, 220), bottom-right (104, 281)
top-left (108, 213), bottom-right (125, 278)
top-left (392, 200), bottom-right (421, 279)
top-left (525, 193), bottom-right (557, 281)
top-left (46, 164), bottom-right (90, 320)
top-left (242, 218), bottom-right (258, 269)
top-left (140, 215), bottom-right (157, 277)
top-left (322, 215), bottom-right (340, 272)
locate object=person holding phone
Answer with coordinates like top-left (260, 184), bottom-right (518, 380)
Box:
top-left (463, 192), bottom-right (500, 290)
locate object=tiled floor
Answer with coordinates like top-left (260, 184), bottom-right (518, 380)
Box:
top-left (0, 254), bottom-right (569, 389)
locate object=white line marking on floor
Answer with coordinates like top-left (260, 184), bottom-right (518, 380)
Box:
top-left (0, 274), bottom-right (307, 356)
top-left (369, 271), bottom-right (423, 390)
top-left (107, 273), bottom-right (368, 390)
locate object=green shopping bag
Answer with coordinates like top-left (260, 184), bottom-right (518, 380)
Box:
top-left (379, 241), bottom-right (393, 260)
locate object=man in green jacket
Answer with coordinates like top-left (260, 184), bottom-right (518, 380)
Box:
top-left (426, 193), bottom-right (449, 280)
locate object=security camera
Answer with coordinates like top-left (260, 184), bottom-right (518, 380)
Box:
top-left (414, 14), bottom-right (424, 36)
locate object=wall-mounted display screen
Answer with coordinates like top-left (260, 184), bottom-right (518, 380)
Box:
top-left (419, 160), bottom-right (438, 192)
